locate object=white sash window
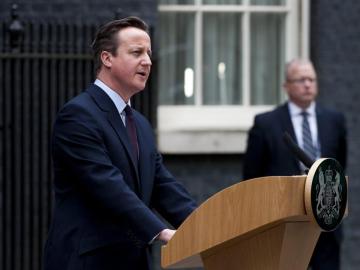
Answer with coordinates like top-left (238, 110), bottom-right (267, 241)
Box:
top-left (157, 0), bottom-right (310, 153)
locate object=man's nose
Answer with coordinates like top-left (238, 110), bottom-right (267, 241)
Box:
top-left (304, 79), bottom-right (312, 87)
top-left (142, 54), bottom-right (152, 66)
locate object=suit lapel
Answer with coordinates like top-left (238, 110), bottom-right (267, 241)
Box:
top-left (279, 103), bottom-right (297, 142)
top-left (86, 84), bottom-right (141, 186)
top-left (279, 103), bottom-right (301, 171)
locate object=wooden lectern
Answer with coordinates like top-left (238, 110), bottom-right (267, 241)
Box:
top-left (162, 176), bottom-right (322, 270)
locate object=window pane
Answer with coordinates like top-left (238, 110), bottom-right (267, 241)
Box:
top-left (202, 0), bottom-right (243, 4)
top-left (203, 13), bottom-right (242, 105)
top-left (250, 0), bottom-right (285, 5)
top-left (159, 0), bottom-right (194, 4)
top-left (250, 13), bottom-right (285, 105)
top-left (158, 13), bottom-right (195, 105)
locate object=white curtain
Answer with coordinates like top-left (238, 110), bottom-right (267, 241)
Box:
top-left (250, 13), bottom-right (284, 105)
top-left (158, 0), bottom-right (286, 106)
top-left (203, 13), bottom-right (242, 105)
top-left (251, 0), bottom-right (284, 5)
top-left (158, 13), bottom-right (195, 105)
top-left (203, 0), bottom-right (243, 4)
top-left (202, 0), bottom-right (283, 4)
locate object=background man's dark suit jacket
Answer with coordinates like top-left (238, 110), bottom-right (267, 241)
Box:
top-left (44, 84), bottom-right (197, 270)
top-left (243, 102), bottom-right (347, 270)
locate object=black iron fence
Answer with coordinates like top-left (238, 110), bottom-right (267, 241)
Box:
top-left (0, 10), bottom-right (156, 270)
top-left (0, 18), bottom-right (97, 270)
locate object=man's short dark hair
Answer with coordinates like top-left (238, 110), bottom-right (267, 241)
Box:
top-left (91, 16), bottom-right (149, 73)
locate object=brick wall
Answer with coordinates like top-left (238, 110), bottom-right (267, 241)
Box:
top-left (311, 1), bottom-right (360, 268)
top-left (0, 0), bottom-right (157, 25)
top-left (163, 154), bottom-right (244, 204)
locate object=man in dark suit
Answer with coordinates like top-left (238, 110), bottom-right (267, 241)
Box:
top-left (43, 17), bottom-right (197, 270)
top-left (243, 59), bottom-right (347, 270)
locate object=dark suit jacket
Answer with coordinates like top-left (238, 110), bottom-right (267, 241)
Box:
top-left (243, 102), bottom-right (347, 180)
top-left (44, 84), bottom-right (197, 270)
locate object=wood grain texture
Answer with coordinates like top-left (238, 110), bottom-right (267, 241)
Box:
top-left (162, 176), bottom-right (321, 269)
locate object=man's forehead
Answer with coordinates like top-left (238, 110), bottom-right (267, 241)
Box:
top-left (118, 30), bottom-right (150, 47)
top-left (118, 27), bottom-right (149, 39)
top-left (290, 64), bottom-right (315, 75)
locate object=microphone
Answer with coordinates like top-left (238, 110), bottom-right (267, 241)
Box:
top-left (283, 132), bottom-right (314, 169)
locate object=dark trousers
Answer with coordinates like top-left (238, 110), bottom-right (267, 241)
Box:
top-left (45, 243), bottom-right (152, 270)
top-left (309, 232), bottom-right (340, 270)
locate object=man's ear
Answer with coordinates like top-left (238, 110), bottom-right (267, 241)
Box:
top-left (100, 51), bottom-right (112, 68)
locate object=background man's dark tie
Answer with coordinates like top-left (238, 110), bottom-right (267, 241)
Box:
top-left (124, 105), bottom-right (139, 162)
top-left (301, 111), bottom-right (317, 161)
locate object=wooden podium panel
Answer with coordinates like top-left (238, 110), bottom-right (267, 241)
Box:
top-left (201, 222), bottom-right (319, 270)
top-left (161, 176), bottom-right (321, 270)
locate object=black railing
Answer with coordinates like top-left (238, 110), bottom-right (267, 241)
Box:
top-left (0, 19), bottom-right (97, 270)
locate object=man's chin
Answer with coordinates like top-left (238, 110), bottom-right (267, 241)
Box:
top-left (133, 85), bottom-right (147, 94)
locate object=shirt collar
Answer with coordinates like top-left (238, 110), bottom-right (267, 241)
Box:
top-left (288, 101), bottom-right (316, 117)
top-left (94, 79), bottom-right (129, 114)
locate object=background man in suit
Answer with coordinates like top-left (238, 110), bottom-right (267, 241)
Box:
top-left (243, 58), bottom-right (347, 270)
top-left (43, 17), bottom-right (197, 270)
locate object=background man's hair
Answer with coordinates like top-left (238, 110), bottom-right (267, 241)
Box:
top-left (91, 16), bottom-right (149, 73)
top-left (285, 58), bottom-right (314, 81)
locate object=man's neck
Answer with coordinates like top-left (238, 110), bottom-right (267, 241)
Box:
top-left (288, 101), bottom-right (316, 115)
top-left (97, 72), bottom-right (131, 103)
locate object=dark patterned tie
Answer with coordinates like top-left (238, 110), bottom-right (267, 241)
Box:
top-left (124, 105), bottom-right (139, 162)
top-left (301, 111), bottom-right (317, 161)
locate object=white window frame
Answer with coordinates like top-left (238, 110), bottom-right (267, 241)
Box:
top-left (157, 0), bottom-right (310, 154)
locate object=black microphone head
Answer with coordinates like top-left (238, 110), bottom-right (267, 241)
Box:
top-left (283, 132), bottom-right (314, 169)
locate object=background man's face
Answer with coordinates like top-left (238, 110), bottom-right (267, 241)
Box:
top-left (284, 63), bottom-right (318, 108)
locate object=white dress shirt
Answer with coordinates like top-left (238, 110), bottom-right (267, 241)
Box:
top-left (94, 79), bottom-right (128, 125)
top-left (288, 101), bottom-right (320, 158)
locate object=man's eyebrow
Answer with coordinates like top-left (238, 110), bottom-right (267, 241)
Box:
top-left (130, 45), bottom-right (151, 51)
